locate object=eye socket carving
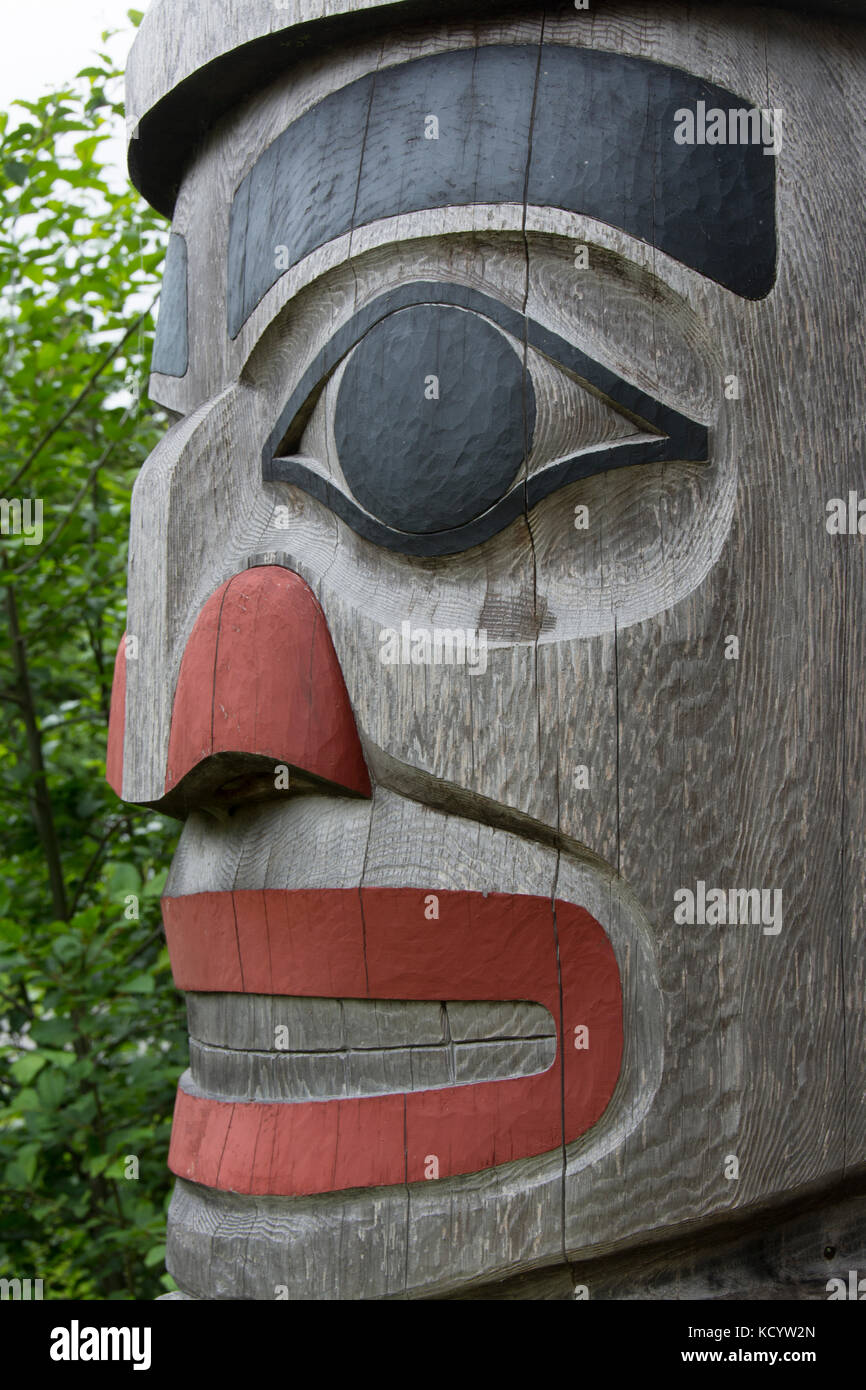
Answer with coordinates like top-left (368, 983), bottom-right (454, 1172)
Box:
top-left (263, 282), bottom-right (709, 558)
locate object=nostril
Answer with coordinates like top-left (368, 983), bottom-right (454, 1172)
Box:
top-left (215, 770), bottom-right (284, 806)
top-left (150, 750), bottom-right (347, 819)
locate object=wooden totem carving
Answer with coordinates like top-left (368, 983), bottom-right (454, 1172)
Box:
top-left (108, 0), bottom-right (866, 1299)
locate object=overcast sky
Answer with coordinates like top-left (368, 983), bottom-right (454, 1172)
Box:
top-left (0, 0), bottom-right (148, 110)
top-left (1, 0), bottom-right (153, 185)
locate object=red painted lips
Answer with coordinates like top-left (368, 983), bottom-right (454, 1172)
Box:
top-left (164, 887), bottom-right (623, 1195)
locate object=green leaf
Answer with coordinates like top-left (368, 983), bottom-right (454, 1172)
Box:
top-left (84, 1153), bottom-right (111, 1177)
top-left (105, 862), bottom-right (142, 897)
top-left (144, 1244), bottom-right (165, 1268)
top-left (30, 1018), bottom-right (77, 1047)
top-left (37, 1068), bottom-right (67, 1107)
top-left (11, 1053), bottom-right (48, 1085)
top-left (15, 1089), bottom-right (42, 1112)
top-left (51, 934), bottom-right (83, 963)
top-left (3, 159), bottom-right (28, 185)
top-left (141, 869), bottom-right (168, 898)
top-left (119, 973), bottom-right (155, 995)
top-left (5, 1157), bottom-right (36, 1188)
top-left (73, 135), bottom-right (107, 165)
top-left (40, 1048), bottom-right (78, 1072)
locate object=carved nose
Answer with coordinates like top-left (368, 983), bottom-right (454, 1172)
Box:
top-left (106, 566), bottom-right (370, 809)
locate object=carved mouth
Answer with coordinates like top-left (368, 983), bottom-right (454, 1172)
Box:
top-left (185, 995), bottom-right (557, 1103)
top-left (164, 884), bottom-right (623, 1196)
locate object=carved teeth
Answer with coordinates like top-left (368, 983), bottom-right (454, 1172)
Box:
top-left (184, 995), bottom-right (556, 1103)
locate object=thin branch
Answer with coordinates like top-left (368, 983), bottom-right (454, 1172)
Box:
top-left (69, 818), bottom-right (123, 917)
top-left (12, 412), bottom-right (133, 576)
top-left (1, 553), bottom-right (68, 920)
top-left (116, 925), bottom-right (165, 972)
top-left (2, 294), bottom-right (159, 493)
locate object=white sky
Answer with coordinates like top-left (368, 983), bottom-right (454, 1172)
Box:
top-left (0, 0), bottom-right (152, 183)
top-left (0, 0), bottom-right (149, 114)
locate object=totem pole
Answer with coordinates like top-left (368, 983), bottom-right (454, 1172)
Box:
top-left (107, 0), bottom-right (866, 1299)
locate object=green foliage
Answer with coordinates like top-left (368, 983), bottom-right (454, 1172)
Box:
top-left (0, 32), bottom-right (186, 1298)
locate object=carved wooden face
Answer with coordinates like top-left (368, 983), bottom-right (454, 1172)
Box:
top-left (109, 10), bottom-right (865, 1298)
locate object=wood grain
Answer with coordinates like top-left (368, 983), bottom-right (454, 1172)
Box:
top-left (115, 1), bottom-right (866, 1298)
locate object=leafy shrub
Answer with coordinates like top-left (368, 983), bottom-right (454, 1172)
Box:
top-left (0, 14), bottom-right (185, 1299)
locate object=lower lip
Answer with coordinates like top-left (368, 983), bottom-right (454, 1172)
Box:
top-left (164, 888), bottom-right (623, 1195)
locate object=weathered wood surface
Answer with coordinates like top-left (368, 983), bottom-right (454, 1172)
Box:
top-left (112, 0), bottom-right (866, 1297)
top-left (127, 1), bottom-right (866, 215)
top-left (443, 1186), bottom-right (866, 1300)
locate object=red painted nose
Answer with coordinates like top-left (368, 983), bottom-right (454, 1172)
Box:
top-left (105, 567), bottom-right (371, 803)
top-left (106, 633), bottom-right (127, 797)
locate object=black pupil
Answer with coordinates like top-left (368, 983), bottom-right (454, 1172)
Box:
top-left (334, 304), bottom-right (534, 535)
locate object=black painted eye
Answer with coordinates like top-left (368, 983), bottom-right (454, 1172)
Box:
top-left (263, 282), bottom-right (708, 557)
top-left (335, 304), bottom-right (534, 536)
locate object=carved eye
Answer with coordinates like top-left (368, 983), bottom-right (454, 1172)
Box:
top-left (335, 304), bottom-right (530, 535)
top-left (264, 283), bottom-right (708, 557)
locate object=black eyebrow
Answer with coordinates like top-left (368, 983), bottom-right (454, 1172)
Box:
top-left (227, 44), bottom-right (777, 338)
top-left (262, 281), bottom-right (708, 558)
